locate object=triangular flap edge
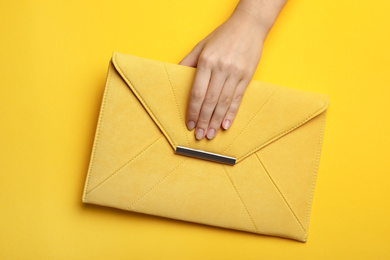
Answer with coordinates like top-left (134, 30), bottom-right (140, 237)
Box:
top-left (236, 95), bottom-right (329, 163)
top-left (111, 51), bottom-right (178, 152)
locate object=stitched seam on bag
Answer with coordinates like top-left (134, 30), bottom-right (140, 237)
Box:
top-left (305, 112), bottom-right (326, 240)
top-left (83, 62), bottom-right (113, 201)
top-left (221, 165), bottom-right (258, 232)
top-left (237, 102), bottom-right (329, 163)
top-left (128, 158), bottom-right (189, 210)
top-left (112, 53), bottom-right (176, 149)
top-left (86, 136), bottom-right (163, 195)
top-left (223, 88), bottom-right (278, 154)
top-left (255, 153), bottom-right (307, 233)
top-left (163, 63), bottom-right (189, 147)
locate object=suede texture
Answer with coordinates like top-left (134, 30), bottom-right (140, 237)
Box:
top-left (82, 52), bottom-right (330, 242)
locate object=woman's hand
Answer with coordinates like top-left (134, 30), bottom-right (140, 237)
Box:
top-left (179, 0), bottom-right (286, 140)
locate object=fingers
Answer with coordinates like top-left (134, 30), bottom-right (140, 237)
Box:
top-left (194, 70), bottom-right (227, 140)
top-left (221, 80), bottom-right (248, 131)
top-left (186, 65), bottom-right (211, 132)
top-left (186, 51), bottom-right (250, 140)
top-left (179, 41), bottom-right (205, 68)
top-left (205, 76), bottom-right (239, 139)
top-left (186, 66), bottom-right (248, 140)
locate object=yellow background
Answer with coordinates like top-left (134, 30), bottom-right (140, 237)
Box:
top-left (1, 0), bottom-right (389, 259)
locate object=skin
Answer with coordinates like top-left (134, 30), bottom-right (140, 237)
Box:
top-left (179, 0), bottom-right (287, 140)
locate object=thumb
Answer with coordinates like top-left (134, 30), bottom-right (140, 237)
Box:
top-left (179, 41), bottom-right (206, 68)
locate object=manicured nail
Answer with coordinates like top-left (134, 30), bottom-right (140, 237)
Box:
top-left (206, 128), bottom-right (216, 139)
top-left (187, 121), bottom-right (196, 131)
top-left (195, 128), bottom-right (204, 140)
top-left (223, 120), bottom-right (231, 130)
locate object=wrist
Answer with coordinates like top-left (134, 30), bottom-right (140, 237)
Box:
top-left (230, 7), bottom-right (270, 42)
top-left (232, 0), bottom-right (287, 42)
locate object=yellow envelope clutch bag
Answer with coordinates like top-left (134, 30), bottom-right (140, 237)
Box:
top-left (82, 52), bottom-right (330, 242)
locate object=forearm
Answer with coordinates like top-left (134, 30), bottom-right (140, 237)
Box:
top-left (233, 0), bottom-right (287, 41)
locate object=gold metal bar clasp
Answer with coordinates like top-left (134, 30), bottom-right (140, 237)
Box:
top-left (175, 146), bottom-right (236, 165)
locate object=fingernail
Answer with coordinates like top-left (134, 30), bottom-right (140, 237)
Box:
top-left (206, 128), bottom-right (216, 139)
top-left (187, 121), bottom-right (196, 131)
top-left (195, 128), bottom-right (204, 140)
top-left (223, 120), bottom-right (231, 130)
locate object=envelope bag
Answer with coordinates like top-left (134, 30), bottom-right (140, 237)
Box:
top-left (82, 52), bottom-right (330, 242)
